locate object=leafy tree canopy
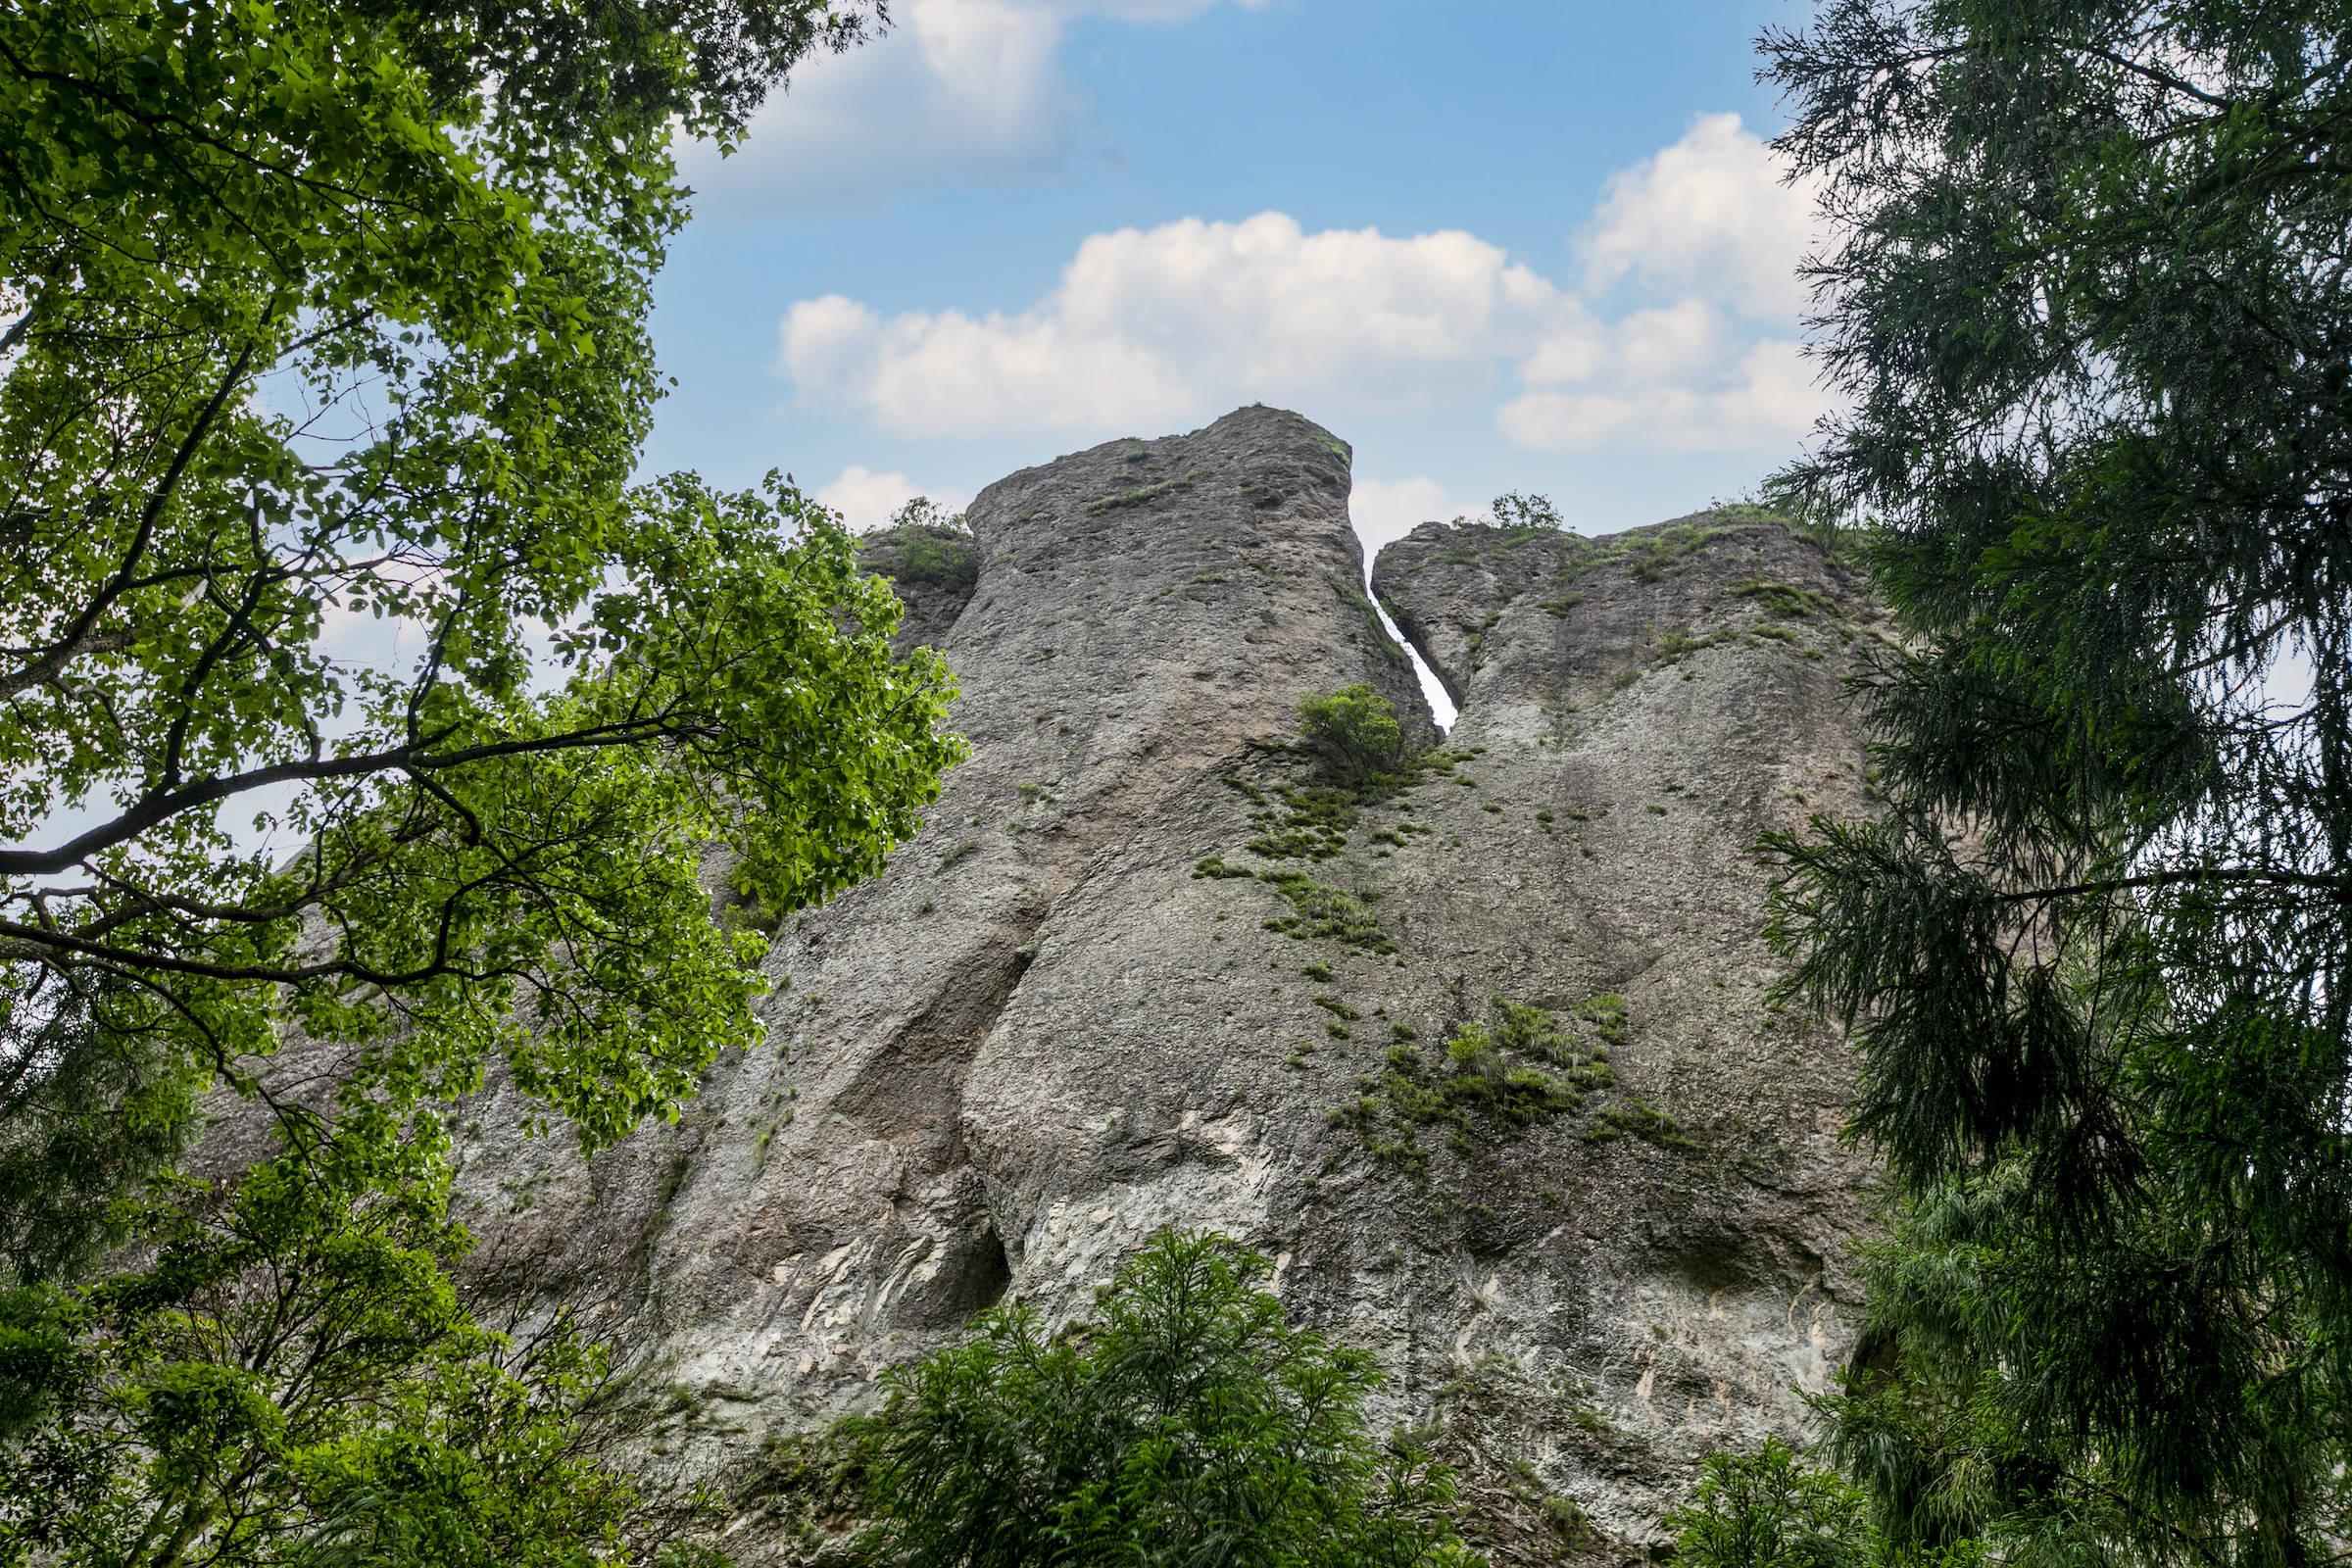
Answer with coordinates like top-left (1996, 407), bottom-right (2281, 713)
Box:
top-left (0, 1152), bottom-right (714, 1568)
top-left (0, 0), bottom-right (962, 1218)
top-left (1757, 1), bottom-right (2352, 1562)
top-left (846, 1230), bottom-right (1475, 1568)
top-left (1, 2), bottom-right (955, 1563)
top-left (1666, 1439), bottom-right (1880, 1568)
top-left (1295, 684), bottom-right (1413, 792)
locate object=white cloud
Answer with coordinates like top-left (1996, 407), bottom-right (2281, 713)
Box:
top-left (678, 0), bottom-right (1262, 215)
top-left (783, 213), bottom-right (1563, 437)
top-left (1578, 112), bottom-right (1824, 322)
top-left (1350, 476), bottom-right (1469, 562)
top-left (814, 465), bottom-right (974, 531)
top-left (774, 114), bottom-right (1835, 456)
top-left (1498, 339), bottom-right (1833, 455)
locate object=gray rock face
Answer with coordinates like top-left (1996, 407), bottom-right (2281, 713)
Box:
top-left (433, 408), bottom-right (1885, 1560)
top-left (852, 523), bottom-right (979, 656)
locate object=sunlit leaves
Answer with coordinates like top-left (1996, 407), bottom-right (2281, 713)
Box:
top-left (0, 0), bottom-right (960, 1173)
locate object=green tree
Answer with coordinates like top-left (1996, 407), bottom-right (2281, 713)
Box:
top-left (1759, 2), bottom-right (2352, 1562)
top-left (1295, 685), bottom-right (1412, 791)
top-left (0, 0), bottom-right (960, 1185)
top-left (0, 1152), bottom-right (711, 1568)
top-left (1665, 1440), bottom-right (1878, 1568)
top-left (1811, 1173), bottom-right (2151, 1568)
top-left (1486, 493), bottom-right (1562, 532)
top-left (1, 2), bottom-right (948, 1562)
top-left (0, 975), bottom-right (200, 1286)
top-left (848, 1230), bottom-right (1475, 1568)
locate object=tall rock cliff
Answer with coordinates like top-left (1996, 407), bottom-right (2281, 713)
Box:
top-left (436, 406), bottom-right (1886, 1560)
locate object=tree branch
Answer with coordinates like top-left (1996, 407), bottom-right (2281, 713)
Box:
top-left (0, 703), bottom-right (704, 877)
top-left (1997, 865), bottom-right (2347, 903)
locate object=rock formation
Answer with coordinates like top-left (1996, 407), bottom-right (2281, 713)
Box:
top-left (433, 405), bottom-right (1886, 1561)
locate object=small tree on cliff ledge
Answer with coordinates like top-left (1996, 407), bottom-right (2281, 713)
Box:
top-left (1296, 685), bottom-right (1413, 791)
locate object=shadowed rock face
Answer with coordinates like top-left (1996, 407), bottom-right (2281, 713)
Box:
top-left (417, 412), bottom-right (1885, 1559)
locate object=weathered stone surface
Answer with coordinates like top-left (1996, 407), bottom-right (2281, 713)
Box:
top-left (417, 411), bottom-right (1886, 1560)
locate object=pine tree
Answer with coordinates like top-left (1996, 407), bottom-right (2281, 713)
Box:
top-left (848, 1232), bottom-right (1473, 1568)
top-left (1759, 3), bottom-right (2352, 1562)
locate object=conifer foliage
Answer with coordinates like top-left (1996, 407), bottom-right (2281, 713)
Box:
top-left (848, 1231), bottom-right (1474, 1568)
top-left (1757, 2), bottom-right (2352, 1562)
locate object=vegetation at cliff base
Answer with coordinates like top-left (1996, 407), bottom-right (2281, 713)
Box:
top-left (845, 1230), bottom-right (1476, 1568)
top-left (1748, 0), bottom-right (2352, 1562)
top-left (0, 1153), bottom-right (720, 1568)
top-left (1664, 1442), bottom-right (1876, 1568)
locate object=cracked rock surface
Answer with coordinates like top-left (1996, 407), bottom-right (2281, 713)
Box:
top-left (330, 408), bottom-right (1886, 1561)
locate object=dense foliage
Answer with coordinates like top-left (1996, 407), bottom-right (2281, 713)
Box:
top-left (1755, 1), bottom-right (2352, 1562)
top-left (1665, 1441), bottom-right (1878, 1568)
top-left (0, 976), bottom-right (198, 1286)
top-left (0, 0), bottom-right (957, 1561)
top-left (848, 1230), bottom-right (1475, 1568)
top-left (1295, 684), bottom-right (1413, 791)
top-left (0, 1154), bottom-right (711, 1568)
top-left (0, 0), bottom-right (959, 1192)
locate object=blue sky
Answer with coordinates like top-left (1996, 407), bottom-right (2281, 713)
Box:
top-left (642, 0), bottom-right (1827, 556)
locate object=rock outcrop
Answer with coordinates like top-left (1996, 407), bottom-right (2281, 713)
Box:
top-left (434, 406), bottom-right (1886, 1560)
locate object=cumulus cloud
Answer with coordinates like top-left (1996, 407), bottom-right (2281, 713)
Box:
top-left (1498, 339), bottom-right (1833, 454)
top-left (774, 113), bottom-right (1835, 455)
top-left (1578, 112), bottom-right (1824, 321)
top-left (679, 0), bottom-right (1262, 215)
top-left (783, 214), bottom-right (1561, 437)
top-left (814, 465), bottom-right (974, 530)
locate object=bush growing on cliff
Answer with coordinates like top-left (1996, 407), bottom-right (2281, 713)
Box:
top-left (846, 1230), bottom-right (1475, 1568)
top-left (863, 500), bottom-right (980, 593)
top-left (1296, 685), bottom-right (1414, 791)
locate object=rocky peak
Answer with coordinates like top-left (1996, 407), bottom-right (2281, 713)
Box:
top-left (420, 411), bottom-right (1881, 1561)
